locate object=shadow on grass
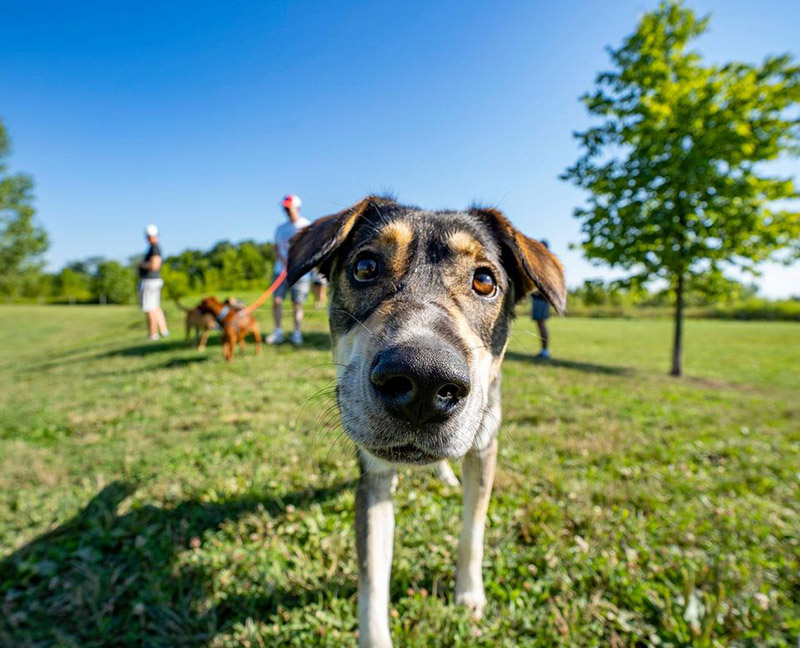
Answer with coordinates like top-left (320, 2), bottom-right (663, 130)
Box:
top-left (505, 350), bottom-right (633, 376)
top-left (296, 331), bottom-right (330, 351)
top-left (158, 355), bottom-right (215, 370)
top-left (19, 337), bottom-right (224, 373)
top-left (0, 479), bottom-right (355, 646)
top-left (23, 331), bottom-right (329, 374)
top-left (103, 337), bottom-right (222, 357)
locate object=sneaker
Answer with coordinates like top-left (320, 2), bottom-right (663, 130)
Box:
top-left (536, 349), bottom-right (551, 359)
top-left (148, 334), bottom-right (160, 341)
top-left (161, 330), bottom-right (170, 338)
top-left (290, 330), bottom-right (303, 346)
top-left (265, 329), bottom-right (284, 344)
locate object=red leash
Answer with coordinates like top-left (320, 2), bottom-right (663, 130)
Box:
top-left (242, 269), bottom-right (287, 316)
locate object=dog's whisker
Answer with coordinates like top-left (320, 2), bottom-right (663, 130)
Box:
top-left (308, 361), bottom-right (348, 369)
top-left (325, 427), bottom-right (351, 462)
top-left (316, 408), bottom-right (341, 433)
top-left (482, 406), bottom-right (517, 452)
top-left (330, 307), bottom-right (376, 336)
top-left (508, 329), bottom-right (545, 355)
top-left (290, 382), bottom-right (338, 420)
top-left (315, 407), bottom-right (344, 436)
top-left (314, 404), bottom-right (342, 434)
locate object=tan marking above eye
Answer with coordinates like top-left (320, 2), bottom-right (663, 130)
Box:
top-left (375, 221), bottom-right (413, 276)
top-left (377, 221), bottom-right (413, 247)
top-left (448, 231), bottom-right (484, 258)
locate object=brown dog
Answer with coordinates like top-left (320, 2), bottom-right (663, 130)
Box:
top-left (197, 296), bottom-right (262, 362)
top-left (175, 298), bottom-right (219, 351)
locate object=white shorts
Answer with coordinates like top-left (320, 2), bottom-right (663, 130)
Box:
top-left (138, 278), bottom-right (163, 312)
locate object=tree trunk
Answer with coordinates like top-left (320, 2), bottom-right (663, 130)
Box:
top-left (670, 272), bottom-right (684, 377)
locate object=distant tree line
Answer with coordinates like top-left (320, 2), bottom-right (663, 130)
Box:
top-left (12, 240), bottom-right (277, 305)
top-left (159, 240), bottom-right (276, 298)
top-left (568, 277), bottom-right (800, 321)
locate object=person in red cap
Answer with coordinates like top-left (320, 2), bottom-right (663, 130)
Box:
top-left (266, 194), bottom-right (311, 345)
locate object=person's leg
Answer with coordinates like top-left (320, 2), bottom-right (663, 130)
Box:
top-left (146, 311), bottom-right (158, 338)
top-left (318, 283), bottom-right (327, 308)
top-left (266, 293), bottom-right (286, 343)
top-left (536, 319), bottom-right (549, 353)
top-left (273, 296), bottom-right (284, 331)
top-left (156, 307), bottom-right (169, 336)
top-left (293, 301), bottom-right (304, 332)
top-left (289, 282), bottom-right (308, 345)
top-left (312, 283), bottom-right (322, 309)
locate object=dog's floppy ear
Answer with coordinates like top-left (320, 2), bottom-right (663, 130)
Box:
top-left (287, 197), bottom-right (383, 285)
top-left (471, 207), bottom-right (567, 314)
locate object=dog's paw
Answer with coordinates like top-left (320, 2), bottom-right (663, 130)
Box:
top-left (455, 588), bottom-right (486, 619)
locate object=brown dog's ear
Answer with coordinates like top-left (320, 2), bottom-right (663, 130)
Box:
top-left (470, 207), bottom-right (567, 314)
top-left (287, 197), bottom-right (387, 285)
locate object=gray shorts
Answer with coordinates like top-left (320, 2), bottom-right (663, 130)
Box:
top-left (531, 296), bottom-right (550, 320)
top-left (138, 278), bottom-right (163, 312)
top-left (310, 269), bottom-right (328, 286)
top-left (274, 272), bottom-right (310, 304)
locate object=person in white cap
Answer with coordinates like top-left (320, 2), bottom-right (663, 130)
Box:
top-left (266, 194), bottom-right (311, 345)
top-left (138, 224), bottom-right (169, 340)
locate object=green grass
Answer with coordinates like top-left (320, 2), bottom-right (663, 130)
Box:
top-left (1, 301), bottom-right (798, 647)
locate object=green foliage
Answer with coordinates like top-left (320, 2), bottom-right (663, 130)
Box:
top-left (0, 306), bottom-right (797, 645)
top-left (562, 0), bottom-right (800, 373)
top-left (92, 260), bottom-right (135, 304)
top-left (566, 278), bottom-right (797, 320)
top-left (160, 240), bottom-right (275, 295)
top-left (160, 264), bottom-right (190, 299)
top-left (704, 296), bottom-right (800, 321)
top-left (53, 268), bottom-right (92, 302)
top-left (571, 279), bottom-right (627, 307)
top-left (41, 240), bottom-right (277, 303)
top-left (0, 120), bottom-right (49, 299)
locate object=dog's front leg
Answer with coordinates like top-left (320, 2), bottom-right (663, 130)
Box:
top-left (355, 454), bottom-right (397, 648)
top-left (455, 434), bottom-right (498, 619)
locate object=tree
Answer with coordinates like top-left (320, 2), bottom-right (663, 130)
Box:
top-left (54, 267), bottom-right (92, 303)
top-left (160, 264), bottom-right (190, 299)
top-left (562, 1), bottom-right (800, 376)
top-left (0, 120), bottom-right (49, 298)
top-left (92, 261), bottom-right (134, 304)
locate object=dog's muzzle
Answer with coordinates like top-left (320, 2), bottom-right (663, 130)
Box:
top-left (369, 343), bottom-right (471, 425)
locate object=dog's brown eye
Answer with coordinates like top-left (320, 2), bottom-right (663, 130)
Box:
top-left (472, 268), bottom-right (497, 297)
top-left (353, 254), bottom-right (379, 282)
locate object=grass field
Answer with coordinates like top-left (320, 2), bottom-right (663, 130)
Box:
top-left (1, 301), bottom-right (798, 647)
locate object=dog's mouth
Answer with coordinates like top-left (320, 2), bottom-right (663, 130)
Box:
top-left (363, 442), bottom-right (441, 465)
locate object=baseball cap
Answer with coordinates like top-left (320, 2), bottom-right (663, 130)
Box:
top-left (145, 224), bottom-right (159, 237)
top-left (281, 194), bottom-right (302, 209)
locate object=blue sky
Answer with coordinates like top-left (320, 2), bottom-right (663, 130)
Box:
top-left (2, 0), bottom-right (799, 296)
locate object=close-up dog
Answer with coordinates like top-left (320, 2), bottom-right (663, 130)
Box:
top-left (197, 296), bottom-right (262, 362)
top-left (287, 196), bottom-right (566, 647)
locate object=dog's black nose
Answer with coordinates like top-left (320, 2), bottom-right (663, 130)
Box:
top-left (370, 344), bottom-right (471, 425)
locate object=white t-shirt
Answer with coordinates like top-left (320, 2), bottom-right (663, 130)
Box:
top-left (274, 216), bottom-right (311, 273)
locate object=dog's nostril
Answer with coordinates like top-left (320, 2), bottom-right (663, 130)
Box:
top-left (379, 376), bottom-right (414, 399)
top-left (437, 384), bottom-right (461, 400)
